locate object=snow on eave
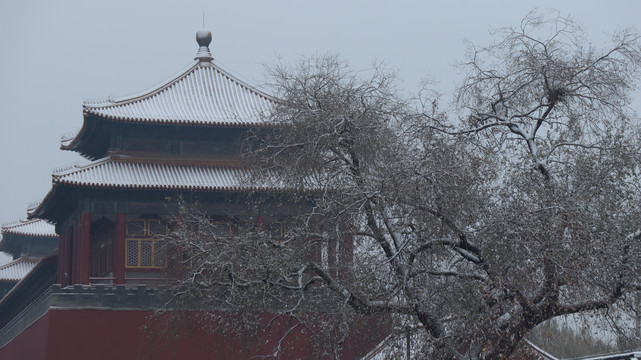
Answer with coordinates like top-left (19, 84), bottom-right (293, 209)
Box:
top-left (1, 219), bottom-right (57, 238)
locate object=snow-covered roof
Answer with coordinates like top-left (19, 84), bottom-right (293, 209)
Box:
top-left (0, 257), bottom-right (39, 282)
top-left (78, 61), bottom-right (275, 127)
top-left (29, 156), bottom-right (290, 221)
top-left (62, 29), bottom-right (277, 158)
top-left (1, 219), bottom-right (56, 237)
top-left (47, 157), bottom-right (276, 192)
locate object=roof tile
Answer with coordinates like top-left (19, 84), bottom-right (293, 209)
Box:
top-left (50, 157), bottom-right (281, 191)
top-left (82, 62), bottom-right (275, 127)
top-left (1, 219), bottom-right (57, 237)
top-left (0, 257), bottom-right (39, 282)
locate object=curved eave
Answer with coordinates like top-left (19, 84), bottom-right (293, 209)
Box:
top-left (27, 185), bottom-right (60, 223)
top-left (62, 60), bottom-right (278, 159)
top-left (81, 113), bottom-right (272, 128)
top-left (53, 181), bottom-right (281, 193)
top-left (60, 115), bottom-right (104, 160)
top-left (60, 125), bottom-right (86, 152)
top-left (0, 234), bottom-right (57, 259)
top-left (28, 179), bottom-right (291, 224)
top-left (61, 115), bottom-right (277, 161)
top-left (1, 219), bottom-right (57, 238)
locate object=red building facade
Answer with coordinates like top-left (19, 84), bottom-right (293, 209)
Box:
top-left (0, 29), bottom-right (386, 359)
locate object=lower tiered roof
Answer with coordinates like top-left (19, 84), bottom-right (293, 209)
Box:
top-left (29, 155), bottom-right (291, 222)
top-left (47, 156), bottom-right (271, 191)
top-left (1, 220), bottom-right (56, 238)
top-left (0, 258), bottom-right (40, 283)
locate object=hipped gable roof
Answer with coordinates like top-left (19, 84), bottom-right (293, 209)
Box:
top-left (62, 29), bottom-right (277, 154)
top-left (81, 61), bottom-right (274, 127)
top-left (1, 219), bottom-right (56, 238)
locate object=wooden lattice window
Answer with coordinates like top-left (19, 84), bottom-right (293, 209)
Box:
top-left (209, 222), bottom-right (232, 237)
top-left (126, 219), bottom-right (167, 269)
top-left (266, 222), bottom-right (289, 241)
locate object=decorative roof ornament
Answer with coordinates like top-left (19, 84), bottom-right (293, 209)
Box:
top-left (194, 28), bottom-right (213, 63)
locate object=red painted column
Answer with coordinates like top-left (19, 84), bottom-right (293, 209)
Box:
top-left (57, 232), bottom-right (66, 285)
top-left (257, 215), bottom-right (265, 230)
top-left (72, 221), bottom-right (79, 284)
top-left (113, 213), bottom-right (126, 284)
top-left (339, 233), bottom-right (354, 279)
top-left (63, 231), bottom-right (72, 286)
top-left (78, 212), bottom-right (91, 284)
top-left (328, 237), bottom-right (337, 277)
top-left (338, 222), bottom-right (355, 280)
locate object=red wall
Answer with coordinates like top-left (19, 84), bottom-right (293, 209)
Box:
top-left (0, 312), bottom-right (50, 360)
top-left (0, 309), bottom-right (387, 359)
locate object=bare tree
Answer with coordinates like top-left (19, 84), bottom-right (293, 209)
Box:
top-left (164, 11), bottom-right (641, 359)
top-left (440, 10), bottom-right (641, 358)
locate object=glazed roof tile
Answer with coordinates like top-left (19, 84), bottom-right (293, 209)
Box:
top-left (49, 157), bottom-right (280, 191)
top-left (1, 219), bottom-right (57, 237)
top-left (81, 61), bottom-right (275, 127)
top-left (0, 257), bottom-right (39, 282)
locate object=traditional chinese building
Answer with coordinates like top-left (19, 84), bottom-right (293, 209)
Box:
top-left (0, 29), bottom-right (385, 360)
top-left (0, 219), bottom-right (57, 298)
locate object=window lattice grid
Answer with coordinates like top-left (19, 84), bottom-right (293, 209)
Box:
top-left (267, 222), bottom-right (288, 240)
top-left (140, 240), bottom-right (153, 267)
top-left (126, 240), bottom-right (139, 267)
top-left (211, 222), bottom-right (231, 237)
top-left (126, 221), bottom-right (145, 235)
top-left (148, 221), bottom-right (167, 235)
top-left (126, 239), bottom-right (167, 268)
top-left (154, 242), bottom-right (167, 267)
top-left (125, 218), bottom-right (168, 269)
top-left (266, 223), bottom-right (282, 239)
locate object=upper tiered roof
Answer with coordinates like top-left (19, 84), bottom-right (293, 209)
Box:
top-left (79, 62), bottom-right (274, 126)
top-left (61, 29), bottom-right (276, 157)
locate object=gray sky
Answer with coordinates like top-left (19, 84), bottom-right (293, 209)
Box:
top-left (1, 0), bottom-right (640, 264)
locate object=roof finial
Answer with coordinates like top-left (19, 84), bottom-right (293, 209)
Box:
top-left (195, 28), bottom-right (213, 63)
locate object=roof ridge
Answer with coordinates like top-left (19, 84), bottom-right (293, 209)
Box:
top-left (83, 61), bottom-right (201, 109)
top-left (83, 61), bottom-right (276, 110)
top-left (1, 219), bottom-right (38, 229)
top-left (80, 60), bottom-right (276, 126)
top-left (211, 61), bottom-right (276, 102)
top-left (52, 163), bottom-right (80, 174)
top-left (0, 257), bottom-right (40, 282)
top-left (0, 257), bottom-right (40, 270)
top-left (52, 157), bottom-right (110, 176)
top-left (1, 218), bottom-right (56, 232)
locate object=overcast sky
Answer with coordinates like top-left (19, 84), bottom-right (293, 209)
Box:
top-left (1, 0), bottom-right (640, 264)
